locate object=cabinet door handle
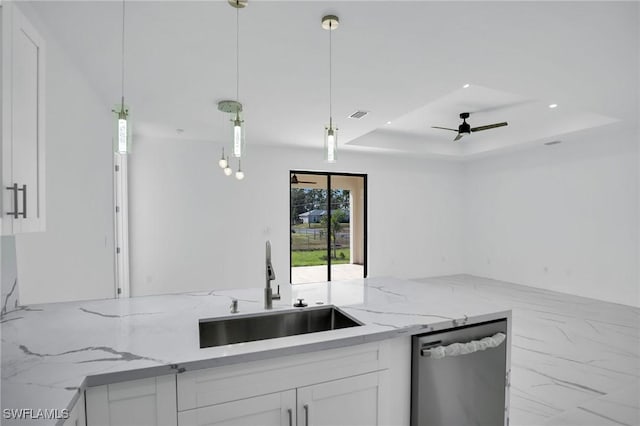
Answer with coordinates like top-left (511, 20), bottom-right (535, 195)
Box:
top-left (303, 404), bottom-right (309, 426)
top-left (19, 184), bottom-right (26, 218)
top-left (6, 184), bottom-right (18, 218)
top-left (287, 408), bottom-right (292, 426)
top-left (5, 184), bottom-right (27, 219)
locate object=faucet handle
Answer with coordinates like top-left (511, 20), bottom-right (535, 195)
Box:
top-left (293, 298), bottom-right (308, 308)
top-left (230, 299), bottom-right (239, 314)
top-left (271, 285), bottom-right (281, 300)
top-left (267, 264), bottom-right (276, 280)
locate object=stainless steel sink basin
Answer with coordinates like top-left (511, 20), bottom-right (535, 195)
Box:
top-left (199, 306), bottom-right (362, 348)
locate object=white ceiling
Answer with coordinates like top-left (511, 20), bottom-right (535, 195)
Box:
top-left (28, 1), bottom-right (639, 159)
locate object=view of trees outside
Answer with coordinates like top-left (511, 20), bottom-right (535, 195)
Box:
top-left (291, 188), bottom-right (351, 267)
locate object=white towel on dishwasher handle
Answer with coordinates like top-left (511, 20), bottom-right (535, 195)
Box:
top-left (425, 332), bottom-right (506, 359)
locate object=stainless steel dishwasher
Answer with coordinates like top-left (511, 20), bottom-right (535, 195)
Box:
top-left (411, 319), bottom-right (509, 426)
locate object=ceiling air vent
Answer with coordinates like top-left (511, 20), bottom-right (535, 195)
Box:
top-left (348, 110), bottom-right (369, 119)
top-left (544, 140), bottom-right (562, 146)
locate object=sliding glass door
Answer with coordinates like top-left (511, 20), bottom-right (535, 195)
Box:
top-left (290, 171), bottom-right (367, 284)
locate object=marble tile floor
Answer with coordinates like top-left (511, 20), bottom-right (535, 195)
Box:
top-left (415, 275), bottom-right (640, 426)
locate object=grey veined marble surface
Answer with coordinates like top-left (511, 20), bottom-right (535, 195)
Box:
top-left (415, 275), bottom-right (640, 426)
top-left (3, 274), bottom-right (638, 426)
top-left (1, 276), bottom-right (511, 425)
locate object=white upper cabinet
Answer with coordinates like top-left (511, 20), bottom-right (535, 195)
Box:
top-left (1, 2), bottom-right (46, 234)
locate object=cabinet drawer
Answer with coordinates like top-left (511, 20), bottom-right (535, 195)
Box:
top-left (178, 340), bottom-right (388, 411)
top-left (178, 390), bottom-right (295, 426)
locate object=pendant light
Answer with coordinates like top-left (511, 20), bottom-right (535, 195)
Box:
top-left (218, 0), bottom-right (246, 159)
top-left (113, 0), bottom-right (130, 154)
top-left (218, 147), bottom-right (228, 169)
top-left (235, 159), bottom-right (245, 180)
top-left (223, 157), bottom-right (233, 176)
top-left (322, 15), bottom-right (339, 163)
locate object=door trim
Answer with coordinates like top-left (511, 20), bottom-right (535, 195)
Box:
top-left (289, 170), bottom-right (368, 284)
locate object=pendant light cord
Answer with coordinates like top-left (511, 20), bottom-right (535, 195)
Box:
top-left (121, 0), bottom-right (126, 107)
top-left (236, 2), bottom-right (240, 103)
top-left (329, 20), bottom-right (332, 124)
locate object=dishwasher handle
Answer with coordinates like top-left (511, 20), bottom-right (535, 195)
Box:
top-left (420, 332), bottom-right (506, 359)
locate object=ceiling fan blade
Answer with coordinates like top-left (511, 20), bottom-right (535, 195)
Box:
top-left (470, 122), bottom-right (508, 132)
top-left (454, 133), bottom-right (464, 141)
top-left (432, 126), bottom-right (459, 132)
top-left (291, 174), bottom-right (317, 185)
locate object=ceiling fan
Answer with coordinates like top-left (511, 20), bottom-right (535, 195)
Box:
top-left (291, 174), bottom-right (317, 185)
top-left (432, 112), bottom-right (508, 141)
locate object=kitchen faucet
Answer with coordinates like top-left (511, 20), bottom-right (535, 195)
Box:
top-left (265, 240), bottom-right (280, 309)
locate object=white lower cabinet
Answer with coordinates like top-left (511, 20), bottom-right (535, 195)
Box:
top-left (297, 372), bottom-right (384, 426)
top-left (178, 390), bottom-right (296, 426)
top-left (176, 342), bottom-right (390, 426)
top-left (83, 340), bottom-right (407, 426)
top-left (178, 372), bottom-right (383, 426)
top-left (85, 375), bottom-right (177, 426)
top-left (63, 392), bottom-right (86, 426)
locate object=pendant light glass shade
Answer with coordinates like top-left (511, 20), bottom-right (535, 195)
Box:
top-left (223, 157), bottom-right (233, 176)
top-left (235, 159), bottom-right (245, 180)
top-left (218, 100), bottom-right (245, 159)
top-left (232, 112), bottom-right (245, 158)
top-left (324, 123), bottom-right (337, 163)
top-left (113, 103), bottom-right (130, 154)
top-left (218, 147), bottom-right (228, 168)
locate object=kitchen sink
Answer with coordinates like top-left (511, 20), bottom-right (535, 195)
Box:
top-left (199, 305), bottom-right (362, 348)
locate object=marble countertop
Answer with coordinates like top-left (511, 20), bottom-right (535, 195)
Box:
top-left (1, 276), bottom-right (511, 424)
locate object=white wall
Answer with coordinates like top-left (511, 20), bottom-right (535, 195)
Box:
top-left (129, 140), bottom-right (465, 296)
top-left (129, 126), bottom-right (639, 308)
top-left (13, 3), bottom-right (115, 305)
top-left (464, 124), bottom-right (639, 307)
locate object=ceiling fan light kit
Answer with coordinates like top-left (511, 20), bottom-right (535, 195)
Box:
top-left (432, 112), bottom-right (508, 141)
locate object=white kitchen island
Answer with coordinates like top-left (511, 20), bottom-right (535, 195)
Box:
top-left (0, 277), bottom-right (511, 426)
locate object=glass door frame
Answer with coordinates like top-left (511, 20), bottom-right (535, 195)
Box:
top-left (289, 170), bottom-right (368, 283)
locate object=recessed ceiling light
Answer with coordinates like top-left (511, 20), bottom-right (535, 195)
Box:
top-left (385, 121), bottom-right (392, 125)
top-left (463, 84), bottom-right (470, 88)
top-left (548, 104), bottom-right (558, 109)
